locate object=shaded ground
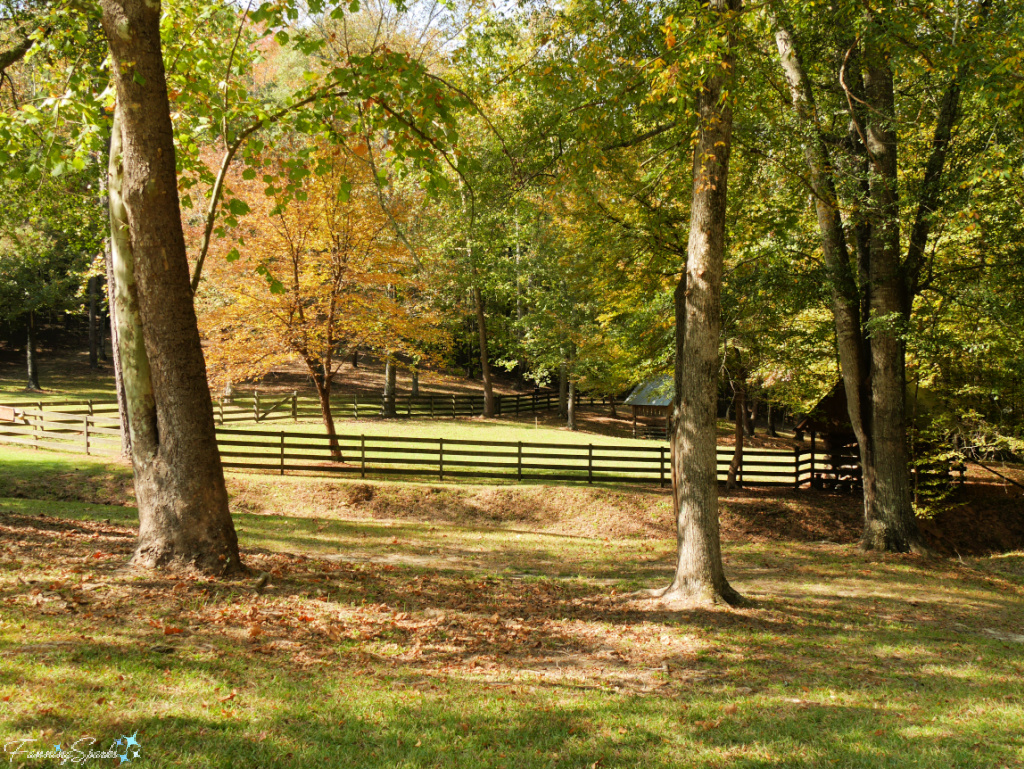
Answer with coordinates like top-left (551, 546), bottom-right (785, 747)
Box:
top-left (0, 496), bottom-right (1022, 768)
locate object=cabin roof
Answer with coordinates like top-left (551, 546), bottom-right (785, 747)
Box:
top-left (624, 375), bottom-right (674, 408)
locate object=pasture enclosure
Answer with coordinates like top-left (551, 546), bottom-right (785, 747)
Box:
top-left (0, 403), bottom-right (859, 488)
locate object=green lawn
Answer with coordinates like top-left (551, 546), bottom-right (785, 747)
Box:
top-left (1, 447), bottom-right (1022, 767)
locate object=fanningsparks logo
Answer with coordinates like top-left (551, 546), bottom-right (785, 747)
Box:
top-left (5, 731), bottom-right (141, 764)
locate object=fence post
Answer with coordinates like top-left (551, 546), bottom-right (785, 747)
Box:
top-left (517, 441), bottom-right (522, 481)
top-left (280, 431), bottom-right (285, 475)
top-left (219, 399), bottom-right (224, 425)
top-left (810, 432), bottom-right (816, 487)
top-left (430, 396), bottom-right (435, 418)
top-left (254, 390), bottom-right (261, 422)
top-left (83, 416), bottom-right (90, 455)
top-left (361, 435), bottom-right (366, 479)
top-left (292, 392), bottom-right (298, 422)
top-left (354, 393), bottom-right (359, 419)
top-left (34, 401), bottom-right (42, 449)
top-left (451, 395), bottom-right (456, 417)
top-left (439, 438), bottom-right (444, 480)
top-left (88, 399), bottom-right (94, 417)
top-left (794, 447), bottom-right (801, 489)
top-left (515, 395), bottom-right (520, 416)
top-left (532, 392), bottom-right (537, 412)
top-left (660, 447), bottom-right (666, 488)
top-left (588, 444), bottom-right (593, 484)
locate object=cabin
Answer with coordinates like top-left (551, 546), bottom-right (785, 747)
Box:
top-left (794, 383), bottom-right (861, 490)
top-left (623, 375), bottom-right (673, 439)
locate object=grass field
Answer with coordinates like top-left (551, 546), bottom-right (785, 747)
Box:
top-left (1, 445), bottom-right (1022, 768)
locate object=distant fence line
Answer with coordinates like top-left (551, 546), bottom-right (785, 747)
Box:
top-left (0, 405), bottom-right (861, 490)
top-left (0, 391), bottom-right (621, 424)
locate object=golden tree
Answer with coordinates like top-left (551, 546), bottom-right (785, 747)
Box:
top-left (197, 141), bottom-right (444, 459)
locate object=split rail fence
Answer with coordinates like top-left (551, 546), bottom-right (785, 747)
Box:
top-left (0, 402), bottom-right (860, 490)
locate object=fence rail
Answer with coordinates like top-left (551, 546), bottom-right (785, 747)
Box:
top-left (0, 406), bottom-right (860, 489)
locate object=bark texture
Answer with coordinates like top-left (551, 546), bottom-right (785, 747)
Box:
top-left (860, 54), bottom-right (916, 551)
top-left (101, 1), bottom-right (242, 575)
top-left (661, 0), bottom-right (742, 607)
top-left (104, 242), bottom-right (131, 456)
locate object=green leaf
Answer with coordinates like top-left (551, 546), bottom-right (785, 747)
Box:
top-left (226, 248), bottom-right (240, 262)
top-left (227, 198), bottom-right (251, 216)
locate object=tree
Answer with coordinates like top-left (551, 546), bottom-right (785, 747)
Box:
top-left (197, 142), bottom-right (445, 454)
top-left (765, 0), bottom-right (1012, 551)
top-left (0, 169), bottom-right (104, 391)
top-left (651, 0), bottom-right (744, 607)
top-left (100, 1), bottom-right (244, 574)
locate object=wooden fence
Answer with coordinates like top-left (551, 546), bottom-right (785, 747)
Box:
top-left (0, 405), bottom-right (861, 489)
top-left (216, 389), bottom-right (624, 424)
top-left (0, 391), bottom-right (621, 426)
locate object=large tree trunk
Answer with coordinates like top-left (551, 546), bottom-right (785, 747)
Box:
top-left (101, 2), bottom-right (242, 575)
top-left (382, 356), bottom-right (398, 418)
top-left (88, 276), bottom-right (100, 370)
top-left (860, 54), bottom-right (918, 552)
top-left (25, 311), bottom-right (39, 391)
top-left (659, 0), bottom-right (743, 608)
top-left (411, 366), bottom-right (419, 397)
top-left (473, 285), bottom-right (496, 417)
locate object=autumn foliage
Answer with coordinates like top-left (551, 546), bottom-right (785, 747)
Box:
top-left (193, 140), bottom-right (446, 453)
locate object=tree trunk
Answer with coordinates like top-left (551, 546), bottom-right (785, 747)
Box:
top-left (772, 14), bottom-right (923, 553)
top-left (105, 241), bottom-right (131, 456)
top-left (558, 362), bottom-right (568, 418)
top-left (744, 397), bottom-right (756, 437)
top-left (88, 276), bottom-right (100, 370)
top-left (567, 378), bottom-right (577, 431)
top-left (727, 384), bottom-right (745, 489)
top-left (101, 3), bottom-right (242, 575)
top-left (310, 370), bottom-right (342, 461)
top-left (473, 285), bottom-right (496, 417)
top-left (25, 311), bottom-right (39, 391)
top-left (659, 0), bottom-right (743, 608)
top-left (351, 349), bottom-right (359, 368)
top-left (411, 367), bottom-right (419, 397)
top-left (382, 356), bottom-right (398, 418)
top-left (767, 403), bottom-right (778, 437)
top-left (860, 54), bottom-right (918, 552)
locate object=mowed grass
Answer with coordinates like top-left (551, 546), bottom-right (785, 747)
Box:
top-left (1, 448), bottom-right (1023, 767)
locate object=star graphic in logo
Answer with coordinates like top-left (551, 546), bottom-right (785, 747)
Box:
top-left (119, 752), bottom-right (129, 764)
top-left (54, 744), bottom-right (61, 752)
top-left (124, 733), bottom-right (140, 750)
